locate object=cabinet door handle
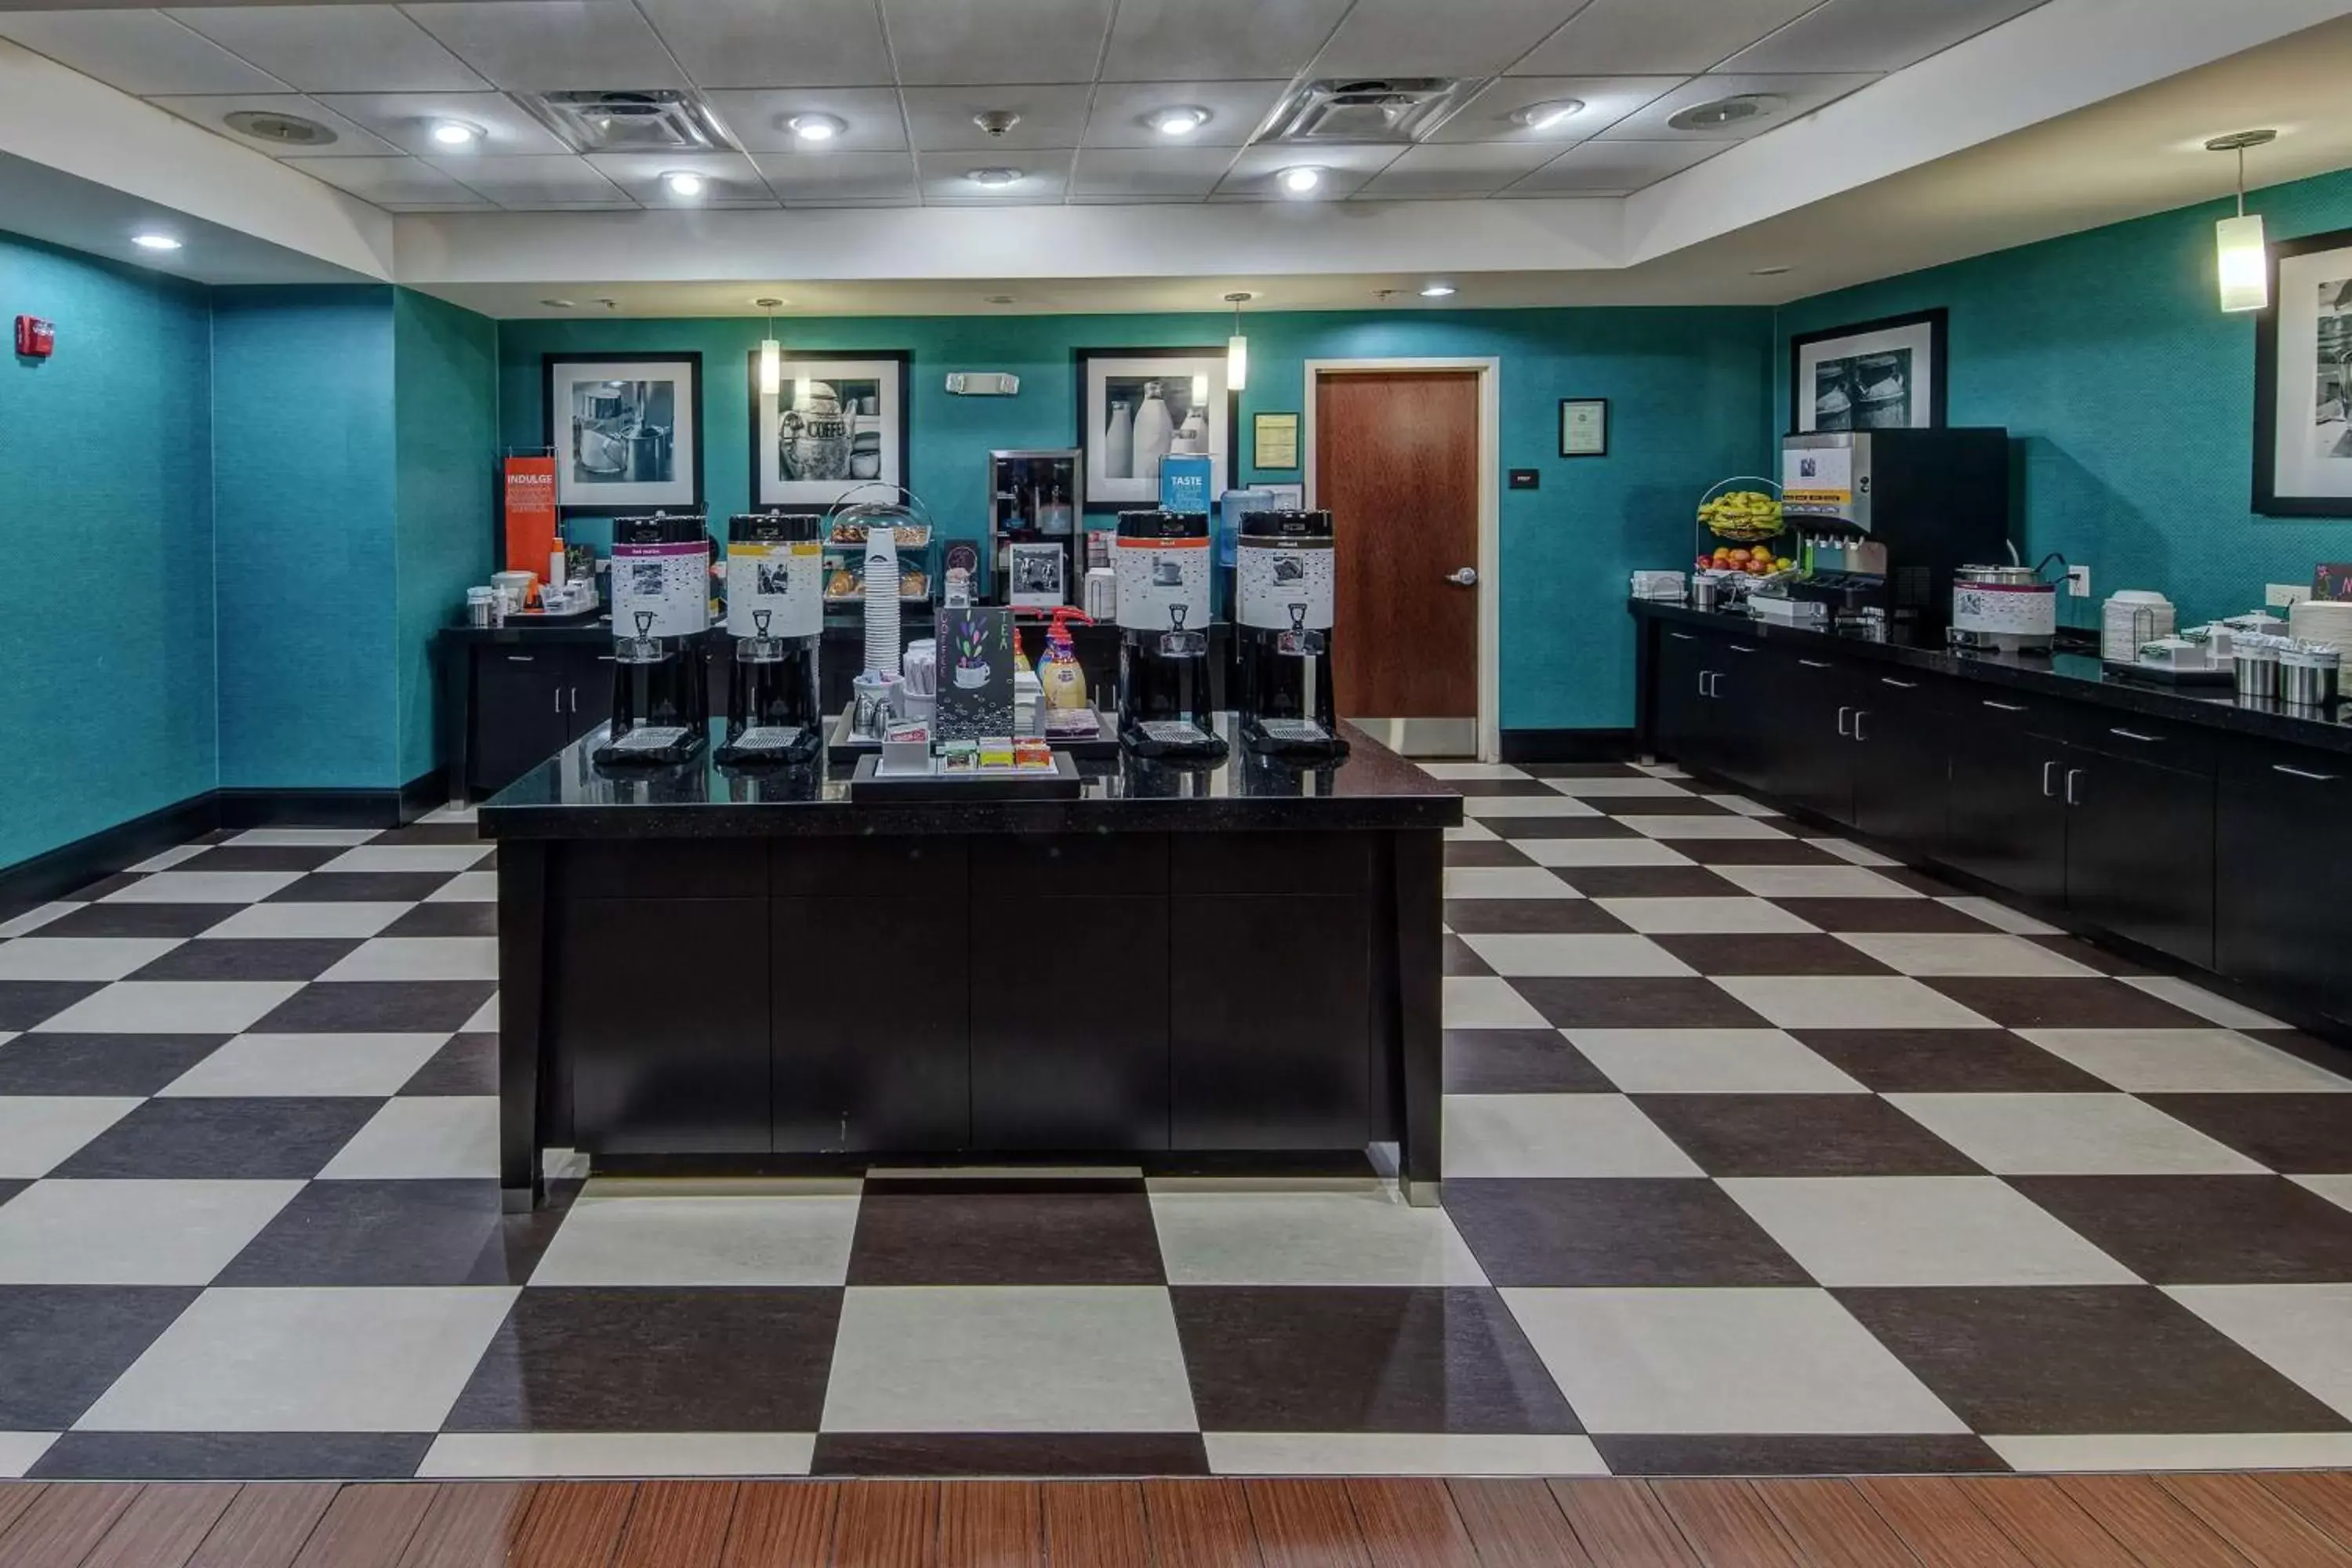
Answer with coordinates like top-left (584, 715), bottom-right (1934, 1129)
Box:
top-left (1836, 705), bottom-right (1851, 737)
top-left (1983, 699), bottom-right (2025, 712)
top-left (1726, 643), bottom-right (1756, 654)
top-left (1853, 710), bottom-right (1870, 741)
top-left (1880, 677), bottom-right (1918, 689)
top-left (2064, 767), bottom-right (2082, 806)
top-left (552, 688), bottom-right (561, 714)
top-left (2108, 728), bottom-right (2162, 744)
top-left (2274, 764), bottom-right (2339, 782)
top-left (1798, 659), bottom-right (1830, 670)
top-left (2042, 760), bottom-right (2058, 797)
top-left (568, 687), bottom-right (578, 713)
top-left (1668, 632), bottom-right (1695, 642)
top-left (505, 654), bottom-right (535, 662)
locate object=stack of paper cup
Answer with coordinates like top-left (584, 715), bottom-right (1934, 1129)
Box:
top-left (2102, 591), bottom-right (2174, 662)
top-left (862, 525), bottom-right (901, 677)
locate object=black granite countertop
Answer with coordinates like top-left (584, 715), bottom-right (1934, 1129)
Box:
top-left (478, 715), bottom-right (1462, 838)
top-left (441, 615), bottom-right (616, 645)
top-left (1631, 598), bottom-right (2352, 755)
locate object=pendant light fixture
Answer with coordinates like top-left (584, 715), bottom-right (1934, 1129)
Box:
top-left (2207, 129), bottom-right (2276, 314)
top-left (755, 297), bottom-right (784, 397)
top-left (1225, 291), bottom-right (1253, 394)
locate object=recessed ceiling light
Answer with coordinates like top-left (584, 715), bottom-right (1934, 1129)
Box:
top-left (131, 231), bottom-right (182, 251)
top-left (967, 167), bottom-right (1021, 188)
top-left (1668, 94), bottom-right (1780, 132)
top-left (430, 120), bottom-right (483, 147)
top-left (1750, 265), bottom-right (1792, 277)
top-left (1511, 99), bottom-right (1585, 131)
top-left (1147, 105), bottom-right (1210, 137)
top-left (1419, 282), bottom-right (1457, 298)
top-left (1278, 165), bottom-right (1324, 195)
top-left (662, 169), bottom-right (706, 198)
top-left (788, 113), bottom-right (844, 143)
top-left (223, 109), bottom-right (337, 147)
top-left (540, 298), bottom-right (575, 308)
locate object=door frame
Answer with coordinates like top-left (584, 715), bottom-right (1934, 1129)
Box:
top-left (1301, 357), bottom-right (1501, 763)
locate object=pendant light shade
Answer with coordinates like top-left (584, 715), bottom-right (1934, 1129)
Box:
top-left (1225, 292), bottom-right (1252, 394)
top-left (754, 297), bottom-right (784, 396)
top-left (2207, 132), bottom-right (2275, 314)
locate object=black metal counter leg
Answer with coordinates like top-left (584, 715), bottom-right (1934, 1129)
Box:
top-left (1392, 828), bottom-right (1444, 1206)
top-left (499, 838), bottom-right (548, 1210)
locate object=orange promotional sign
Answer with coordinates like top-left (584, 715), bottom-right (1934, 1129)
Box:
top-left (503, 454), bottom-right (558, 579)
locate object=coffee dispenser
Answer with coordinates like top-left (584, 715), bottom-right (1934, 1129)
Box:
top-left (1235, 509), bottom-right (1347, 759)
top-left (594, 511), bottom-right (710, 768)
top-left (717, 512), bottom-right (823, 766)
top-left (1113, 509), bottom-right (1226, 760)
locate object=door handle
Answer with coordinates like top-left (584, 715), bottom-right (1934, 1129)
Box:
top-left (1983, 699), bottom-right (2025, 712)
top-left (1836, 705), bottom-right (1851, 737)
top-left (1853, 710), bottom-right (1871, 741)
top-left (2274, 764), bottom-right (2338, 782)
top-left (2042, 760), bottom-right (2058, 797)
top-left (1798, 659), bottom-right (1830, 669)
top-left (2108, 728), bottom-right (2162, 744)
top-left (1880, 677), bottom-right (1918, 689)
top-left (1726, 644), bottom-right (1756, 654)
top-left (2064, 767), bottom-right (2082, 806)
top-left (1446, 567), bottom-right (1479, 586)
top-left (505, 654), bottom-right (534, 662)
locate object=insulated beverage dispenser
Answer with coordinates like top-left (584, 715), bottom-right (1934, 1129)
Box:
top-left (595, 511), bottom-right (710, 767)
top-left (1114, 509), bottom-right (1226, 760)
top-left (718, 512), bottom-right (823, 766)
top-left (1235, 508), bottom-right (1347, 759)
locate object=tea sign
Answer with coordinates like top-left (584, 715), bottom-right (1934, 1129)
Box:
top-left (935, 605), bottom-right (1014, 740)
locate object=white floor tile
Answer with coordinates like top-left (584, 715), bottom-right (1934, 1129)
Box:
top-left (78, 1285), bottom-right (517, 1432)
top-left (34, 981), bottom-right (301, 1035)
top-left (427, 873), bottom-right (497, 903)
top-left (2168, 1284), bottom-right (2352, 1421)
top-left (1461, 797), bottom-right (1602, 818)
top-left (1713, 976), bottom-right (1997, 1030)
top-left (2296, 1175), bottom-right (2352, 1214)
top-left (0, 1096), bottom-right (141, 1178)
top-left (1987, 1432), bottom-right (2352, 1472)
top-left (2015, 1029), bottom-right (2350, 1093)
top-left (229, 829), bottom-right (382, 847)
top-left (529, 1186), bottom-right (862, 1286)
top-left (1512, 838), bottom-right (1693, 868)
top-left (1443, 1094), bottom-right (1700, 1178)
top-left (420, 805), bottom-right (479, 825)
top-left (0, 903), bottom-right (77, 938)
top-left (1443, 868), bottom-right (1582, 902)
top-left (1719, 1176), bottom-right (2140, 1287)
top-left (1594, 897), bottom-right (1818, 935)
top-left (1938, 898), bottom-right (2063, 937)
top-left (1699, 794), bottom-right (1780, 818)
top-left (0, 1432), bottom-right (57, 1479)
top-left (125, 844), bottom-right (209, 873)
top-left (1835, 933), bottom-right (2095, 978)
top-left (1443, 976), bottom-right (1550, 1029)
top-left (1446, 822), bottom-right (1498, 843)
top-left (103, 871), bottom-right (303, 904)
top-left (1204, 1433), bottom-right (1606, 1476)
top-left (1544, 778), bottom-right (1693, 799)
top-left (0, 1178), bottom-right (301, 1284)
top-left (1566, 1029), bottom-right (1866, 1094)
top-left (1150, 1185), bottom-right (1489, 1286)
top-left (1420, 763), bottom-right (1532, 780)
top-left (822, 1286), bottom-right (1196, 1432)
top-left (1624, 815), bottom-right (1789, 840)
top-left (160, 1034), bottom-right (451, 1098)
top-left (320, 1098), bottom-right (497, 1178)
top-left (418, 1432), bottom-right (814, 1479)
top-left (320, 846), bottom-right (492, 873)
top-left (1501, 1287), bottom-right (1966, 1435)
top-left (462, 995), bottom-right (497, 1033)
top-left (320, 938), bottom-right (499, 983)
top-left (202, 902), bottom-right (408, 938)
top-left (1461, 934), bottom-right (1695, 978)
top-left (1812, 839), bottom-right (1900, 867)
top-left (0, 938), bottom-right (183, 982)
top-left (1886, 1093), bottom-right (2265, 1175)
top-left (2118, 975), bottom-right (2285, 1030)
top-left (1711, 866), bottom-right (1919, 899)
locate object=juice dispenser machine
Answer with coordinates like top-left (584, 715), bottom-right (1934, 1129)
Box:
top-left (717, 512), bottom-right (824, 766)
top-left (595, 511), bottom-right (710, 767)
top-left (1235, 508), bottom-right (1346, 759)
top-left (1114, 509), bottom-right (1225, 760)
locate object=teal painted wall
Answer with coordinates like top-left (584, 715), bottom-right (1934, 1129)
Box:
top-left (1777, 166), bottom-right (2352, 628)
top-left (499, 307), bottom-right (1772, 729)
top-left (0, 231), bottom-right (216, 870)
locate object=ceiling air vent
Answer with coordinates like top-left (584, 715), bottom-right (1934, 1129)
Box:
top-left (521, 89), bottom-right (735, 154)
top-left (1255, 78), bottom-right (1477, 145)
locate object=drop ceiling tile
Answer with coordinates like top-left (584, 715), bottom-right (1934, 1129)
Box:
top-left (402, 2), bottom-right (685, 93)
top-left (1430, 74), bottom-right (1684, 144)
top-left (1499, 138), bottom-right (1724, 194)
top-left (164, 6), bottom-right (488, 94)
top-left (146, 93), bottom-right (403, 158)
top-left (1070, 146), bottom-right (1235, 199)
top-left (636, 0), bottom-right (894, 89)
top-left (900, 85), bottom-right (1091, 152)
top-left (704, 89), bottom-right (908, 153)
top-left (1357, 140), bottom-right (1561, 198)
top-left (1510, 0), bottom-right (1820, 75)
top-left (0, 10), bottom-right (286, 95)
top-left (1081, 81), bottom-right (1285, 149)
top-left (880, 0), bottom-right (1114, 85)
top-left (1719, 0), bottom-right (2049, 74)
top-left (376, 199), bottom-right (499, 212)
top-left (423, 154), bottom-right (633, 209)
top-left (314, 92), bottom-right (571, 156)
top-left (750, 150), bottom-right (920, 204)
top-left (916, 151), bottom-right (1072, 204)
top-left (583, 150), bottom-right (774, 205)
top-left (281, 154), bottom-right (491, 205)
top-left (1101, 0), bottom-right (1353, 82)
top-left (1210, 142), bottom-right (1401, 201)
top-left (1312, 0), bottom-right (1581, 77)
top-left (1594, 71), bottom-right (1879, 140)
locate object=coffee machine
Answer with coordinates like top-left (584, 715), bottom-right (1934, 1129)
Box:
top-left (1114, 509), bottom-right (1225, 760)
top-left (594, 511), bottom-right (710, 768)
top-left (717, 512), bottom-right (823, 767)
top-left (1780, 429), bottom-right (2010, 633)
top-left (1234, 508), bottom-right (1347, 759)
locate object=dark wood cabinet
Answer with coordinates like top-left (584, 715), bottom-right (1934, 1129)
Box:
top-left (1769, 652), bottom-right (1857, 825)
top-left (2218, 744), bottom-right (2352, 1026)
top-left (1945, 700), bottom-right (2067, 906)
top-left (462, 642), bottom-right (608, 799)
top-left (1849, 673), bottom-right (1948, 854)
top-left (972, 895), bottom-right (1170, 1150)
top-left (2061, 743), bottom-right (2215, 971)
top-left (1655, 630), bottom-right (1713, 775)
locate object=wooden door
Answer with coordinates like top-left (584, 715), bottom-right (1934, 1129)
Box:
top-left (1314, 371), bottom-right (1479, 746)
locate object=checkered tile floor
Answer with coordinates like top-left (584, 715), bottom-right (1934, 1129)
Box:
top-left (5, 774), bottom-right (2352, 1484)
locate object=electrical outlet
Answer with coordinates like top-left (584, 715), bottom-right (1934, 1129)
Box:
top-left (2065, 564), bottom-right (2091, 597)
top-left (2267, 583), bottom-right (2313, 607)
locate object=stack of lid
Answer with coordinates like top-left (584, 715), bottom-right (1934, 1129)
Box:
top-left (2102, 591), bottom-right (2174, 662)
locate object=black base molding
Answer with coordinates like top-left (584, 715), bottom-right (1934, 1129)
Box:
top-left (1500, 728), bottom-right (1638, 764)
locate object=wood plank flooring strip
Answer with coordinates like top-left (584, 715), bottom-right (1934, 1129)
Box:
top-left (1143, 1479), bottom-right (1263, 1568)
top-left (1343, 1479), bottom-right (1475, 1568)
top-left (1244, 1479), bottom-right (1370, 1568)
top-left (1851, 1475), bottom-right (2036, 1568)
top-left (0, 1483), bottom-right (141, 1568)
top-left (613, 1481), bottom-right (737, 1568)
top-left (186, 1483), bottom-right (338, 1568)
top-left (1446, 1479), bottom-right (1592, 1568)
top-left (832, 1481), bottom-right (938, 1568)
top-left (2159, 1474), bottom-right (2352, 1568)
top-left (81, 1483), bottom-right (241, 1568)
top-left (1041, 1483), bottom-right (1149, 1568)
top-left (1752, 1479), bottom-right (1923, 1568)
top-left (2262, 1476), bottom-right (2352, 1554)
top-left (2053, 1474), bottom-right (2252, 1568)
top-left (291, 1484), bottom-right (437, 1568)
top-left (1548, 1479), bottom-right (1697, 1568)
top-left (1652, 1480), bottom-right (1806, 1568)
top-left (720, 1481), bottom-right (838, 1568)
top-left (0, 1490), bottom-right (41, 1544)
top-left (506, 1482), bottom-right (636, 1568)
top-left (939, 1482), bottom-right (1040, 1568)
top-left (394, 1481), bottom-right (532, 1568)
top-left (1952, 1476), bottom-right (2140, 1568)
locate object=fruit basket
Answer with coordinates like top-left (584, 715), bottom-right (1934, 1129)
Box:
top-left (1697, 477), bottom-right (1784, 543)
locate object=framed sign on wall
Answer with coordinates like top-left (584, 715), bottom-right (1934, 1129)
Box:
top-left (1559, 397), bottom-right (1609, 457)
top-left (543, 352), bottom-right (704, 516)
top-left (748, 350), bottom-right (911, 514)
top-left (1253, 412), bottom-right (1301, 469)
top-left (1076, 347), bottom-right (1231, 511)
top-left (1788, 309), bottom-right (1947, 434)
top-left (2255, 226), bottom-right (2352, 516)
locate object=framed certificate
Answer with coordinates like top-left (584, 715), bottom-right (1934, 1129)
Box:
top-left (1253, 411), bottom-right (1301, 469)
top-left (1559, 397), bottom-right (1609, 458)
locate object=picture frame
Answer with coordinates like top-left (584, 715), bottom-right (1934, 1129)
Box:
top-left (747, 350), bottom-right (911, 514)
top-left (1788, 308), bottom-right (1947, 434)
top-left (2254, 227), bottom-right (2352, 516)
top-left (1007, 541), bottom-right (1067, 609)
top-left (543, 352), bottom-right (704, 516)
top-left (1559, 397), bottom-right (1609, 458)
top-left (1076, 347), bottom-right (1232, 511)
top-left (1253, 411), bottom-right (1301, 470)
top-left (1262, 483), bottom-right (1305, 511)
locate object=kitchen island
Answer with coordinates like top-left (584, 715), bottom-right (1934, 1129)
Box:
top-left (480, 717), bottom-right (1460, 1209)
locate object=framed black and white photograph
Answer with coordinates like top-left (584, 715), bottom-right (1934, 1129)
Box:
top-left (1559, 397), bottom-right (1609, 457)
top-left (1789, 309), bottom-right (1947, 434)
top-left (748, 351), bottom-right (910, 513)
top-left (543, 353), bottom-right (703, 515)
top-left (1007, 541), bottom-right (1067, 609)
top-left (2256, 227), bottom-right (2352, 515)
top-left (1076, 347), bottom-right (1229, 510)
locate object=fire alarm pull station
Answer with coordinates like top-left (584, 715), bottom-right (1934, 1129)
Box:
top-left (15, 317), bottom-right (54, 358)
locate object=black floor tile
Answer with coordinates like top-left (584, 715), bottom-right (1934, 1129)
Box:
top-left (1651, 934), bottom-right (1899, 976)
top-left (1173, 1286), bottom-right (1578, 1434)
top-left (1442, 901), bottom-right (1631, 935)
top-left (1485, 817), bottom-right (1641, 841)
top-left (1634, 1094), bottom-right (1982, 1177)
top-left (1516, 763), bottom-right (1646, 779)
top-left (1791, 1029), bottom-right (2109, 1093)
top-left (265, 872), bottom-right (456, 903)
top-left (0, 1286), bottom-right (200, 1428)
top-left (172, 845), bottom-right (347, 873)
top-left (1671, 839), bottom-right (1849, 866)
top-left (1875, 867), bottom-right (1971, 898)
top-left (847, 1178), bottom-right (1163, 1287)
top-left (810, 1434), bottom-right (1210, 1476)
top-left (1584, 797), bottom-right (1732, 817)
top-left (1511, 978), bottom-right (1769, 1030)
top-left (1550, 866), bottom-right (1743, 899)
top-left (1921, 977), bottom-right (2208, 1029)
top-left (1442, 936), bottom-right (1492, 977)
top-left (1445, 1178), bottom-right (1809, 1287)
top-left (0, 981), bottom-right (103, 1031)
top-left (1447, 779), bottom-right (1565, 797)
top-left (52, 1096), bottom-right (380, 1179)
top-left (444, 1287), bottom-right (841, 1432)
top-left (218, 1178), bottom-right (563, 1287)
top-left (383, 902), bottom-right (499, 938)
top-left (1838, 1284), bottom-right (2352, 1435)
top-left (127, 938), bottom-right (361, 982)
top-left (1768, 899), bottom-right (2000, 934)
top-left (2024, 935), bottom-right (2154, 976)
top-left (0, 1180), bottom-right (23, 1208)
top-left (1443, 1029), bottom-right (1610, 1094)
top-left (1594, 1436), bottom-right (2010, 1477)
top-left (252, 981), bottom-right (495, 1033)
top-left (401, 1033), bottom-right (498, 1096)
top-left (0, 1033), bottom-right (228, 1096)
top-left (65, 873), bottom-right (147, 901)
top-left (2007, 1175), bottom-right (2352, 1284)
top-left (1446, 842), bottom-right (1535, 869)
top-left (2243, 1030), bottom-right (2352, 1082)
top-left (374, 822), bottom-right (488, 846)
top-left (2137, 1094), bottom-right (2352, 1174)
top-left (31, 1432), bottom-right (433, 1480)
top-left (28, 904), bottom-right (235, 938)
